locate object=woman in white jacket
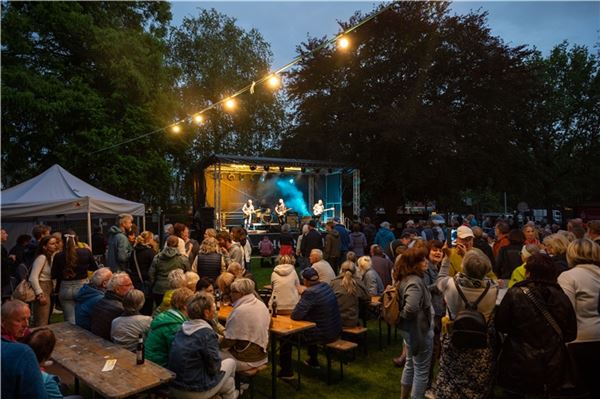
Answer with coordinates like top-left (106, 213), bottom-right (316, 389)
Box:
top-left (29, 235), bottom-right (59, 326)
top-left (269, 255), bottom-right (301, 314)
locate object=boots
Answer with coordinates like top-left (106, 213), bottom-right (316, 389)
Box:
top-left (400, 384), bottom-right (412, 399)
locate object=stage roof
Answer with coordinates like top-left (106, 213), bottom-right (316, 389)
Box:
top-left (199, 154), bottom-right (355, 174)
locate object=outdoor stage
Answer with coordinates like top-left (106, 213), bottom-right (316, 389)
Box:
top-left (192, 154), bottom-right (360, 239)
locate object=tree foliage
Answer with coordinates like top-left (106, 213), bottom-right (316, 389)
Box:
top-left (281, 2), bottom-right (598, 212)
top-left (1, 1), bottom-right (177, 204)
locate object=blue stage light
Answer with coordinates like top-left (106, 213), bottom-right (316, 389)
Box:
top-left (288, 178), bottom-right (294, 184)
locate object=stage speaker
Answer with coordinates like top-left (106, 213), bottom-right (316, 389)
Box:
top-left (195, 207), bottom-right (215, 230)
top-left (287, 214), bottom-right (299, 229)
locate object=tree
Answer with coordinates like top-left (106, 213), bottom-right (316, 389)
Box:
top-left (1, 1), bottom-right (177, 205)
top-left (282, 2), bottom-right (538, 213)
top-left (167, 9), bottom-right (287, 197)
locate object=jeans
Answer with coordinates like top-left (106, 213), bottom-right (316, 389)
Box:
top-left (400, 328), bottom-right (434, 399)
top-left (59, 279), bottom-right (87, 324)
top-left (170, 358), bottom-right (238, 399)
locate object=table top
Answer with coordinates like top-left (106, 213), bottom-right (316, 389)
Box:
top-left (218, 305), bottom-right (316, 336)
top-left (46, 322), bottom-right (174, 399)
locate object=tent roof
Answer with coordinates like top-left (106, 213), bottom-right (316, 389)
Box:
top-left (1, 164), bottom-right (145, 218)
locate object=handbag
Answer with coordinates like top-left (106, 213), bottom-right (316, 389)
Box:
top-left (520, 287), bottom-right (589, 399)
top-left (11, 262), bottom-right (40, 303)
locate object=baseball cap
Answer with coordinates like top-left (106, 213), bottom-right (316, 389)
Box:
top-left (302, 267), bottom-right (320, 282)
top-left (456, 225), bottom-right (474, 239)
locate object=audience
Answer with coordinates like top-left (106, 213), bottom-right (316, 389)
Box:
top-left (1, 335), bottom-right (48, 398)
top-left (129, 230), bottom-right (158, 316)
top-left (495, 229), bottom-right (525, 280)
top-left (369, 244), bottom-right (393, 288)
top-left (111, 289), bottom-right (152, 351)
top-left (1, 299), bottom-right (31, 341)
top-left (329, 260), bottom-right (370, 327)
top-left (90, 272), bottom-right (133, 340)
top-left (308, 249), bottom-right (336, 284)
top-left (357, 256), bottom-right (384, 296)
top-left (30, 235), bottom-right (59, 327)
top-left (75, 267), bottom-right (113, 330)
top-left (149, 235), bottom-right (190, 307)
top-left (153, 269), bottom-right (188, 316)
top-left (168, 292), bottom-right (239, 399)
top-left (508, 244), bottom-right (542, 287)
top-left (193, 237), bottom-right (224, 282)
top-left (220, 278), bottom-right (270, 371)
top-left (145, 287), bottom-right (194, 367)
top-left (185, 271), bottom-right (200, 291)
top-left (542, 233), bottom-right (570, 274)
top-left (269, 255), bottom-right (301, 315)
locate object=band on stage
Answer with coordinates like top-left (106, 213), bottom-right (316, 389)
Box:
top-left (243, 198), bottom-right (332, 228)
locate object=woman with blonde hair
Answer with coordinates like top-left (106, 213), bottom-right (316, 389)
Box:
top-left (543, 233), bottom-right (570, 273)
top-left (193, 237), bottom-right (223, 282)
top-left (129, 230), bottom-right (158, 315)
top-left (357, 256), bottom-right (384, 296)
top-left (185, 271), bottom-right (200, 291)
top-left (330, 260), bottom-right (370, 327)
top-left (29, 236), bottom-right (59, 326)
top-left (216, 271), bottom-right (236, 305)
top-left (269, 255), bottom-right (301, 315)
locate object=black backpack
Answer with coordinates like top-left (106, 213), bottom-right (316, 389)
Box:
top-left (450, 276), bottom-right (491, 349)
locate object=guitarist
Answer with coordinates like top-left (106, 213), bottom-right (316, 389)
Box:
top-left (312, 199), bottom-right (333, 226)
top-left (242, 199), bottom-right (255, 229)
top-left (275, 199), bottom-right (289, 225)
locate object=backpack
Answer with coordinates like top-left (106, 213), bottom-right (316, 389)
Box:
top-left (382, 284), bottom-right (401, 326)
top-left (450, 276), bottom-right (491, 349)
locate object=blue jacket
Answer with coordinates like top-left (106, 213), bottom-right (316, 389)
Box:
top-left (75, 284), bottom-right (104, 330)
top-left (292, 282), bottom-right (341, 344)
top-left (1, 338), bottom-right (48, 399)
top-left (374, 228), bottom-right (395, 251)
top-left (334, 224), bottom-right (350, 252)
top-left (106, 225), bottom-right (132, 272)
top-left (168, 319), bottom-right (223, 392)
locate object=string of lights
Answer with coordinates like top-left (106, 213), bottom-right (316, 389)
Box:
top-left (90, 1), bottom-right (397, 155)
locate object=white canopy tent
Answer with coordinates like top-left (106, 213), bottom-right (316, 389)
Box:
top-left (1, 164), bottom-right (145, 250)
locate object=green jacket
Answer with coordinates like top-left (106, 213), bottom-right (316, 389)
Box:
top-left (509, 262), bottom-right (527, 288)
top-left (148, 247), bottom-right (189, 295)
top-left (145, 308), bottom-right (187, 367)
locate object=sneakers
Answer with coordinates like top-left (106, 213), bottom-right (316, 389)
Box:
top-left (238, 382), bottom-right (250, 397)
top-left (303, 359), bottom-right (320, 369)
top-left (277, 370), bottom-right (295, 380)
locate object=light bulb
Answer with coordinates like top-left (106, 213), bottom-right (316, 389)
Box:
top-left (194, 114), bottom-right (203, 124)
top-left (268, 75), bottom-right (281, 89)
top-left (225, 98), bottom-right (236, 110)
top-left (338, 36), bottom-right (350, 49)
top-left (171, 125), bottom-right (181, 133)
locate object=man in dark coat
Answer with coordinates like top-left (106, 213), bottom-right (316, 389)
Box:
top-left (278, 267), bottom-right (342, 378)
top-left (90, 272), bottom-right (133, 340)
top-left (300, 220), bottom-right (323, 258)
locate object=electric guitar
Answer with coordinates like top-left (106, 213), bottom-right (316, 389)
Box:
top-left (242, 208), bottom-right (258, 217)
top-left (275, 207), bottom-right (293, 217)
top-left (313, 207), bottom-right (335, 216)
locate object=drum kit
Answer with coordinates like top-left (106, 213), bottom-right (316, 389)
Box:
top-left (254, 208), bottom-right (273, 224)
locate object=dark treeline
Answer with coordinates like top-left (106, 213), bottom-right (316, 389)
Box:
top-left (2, 1), bottom-right (598, 212)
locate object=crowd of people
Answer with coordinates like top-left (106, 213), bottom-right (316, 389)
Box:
top-left (1, 214), bottom-right (599, 398)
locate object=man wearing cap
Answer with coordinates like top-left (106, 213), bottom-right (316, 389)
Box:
top-left (300, 220), bottom-right (323, 258)
top-left (443, 226), bottom-right (497, 279)
top-left (278, 267), bottom-right (342, 378)
top-left (374, 221), bottom-right (395, 252)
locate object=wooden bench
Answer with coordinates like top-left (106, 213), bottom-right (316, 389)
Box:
top-left (324, 339), bottom-right (358, 384)
top-left (236, 364), bottom-right (268, 399)
top-left (342, 326), bottom-right (369, 355)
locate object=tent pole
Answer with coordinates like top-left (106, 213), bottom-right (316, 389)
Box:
top-left (87, 210), bottom-right (93, 253)
top-left (142, 215), bottom-right (146, 231)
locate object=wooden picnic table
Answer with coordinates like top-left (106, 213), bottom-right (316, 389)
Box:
top-left (218, 304), bottom-right (315, 399)
top-left (46, 322), bottom-right (174, 399)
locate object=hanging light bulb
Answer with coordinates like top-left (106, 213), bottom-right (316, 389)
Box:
top-left (171, 125), bottom-right (181, 133)
top-left (224, 98), bottom-right (236, 110)
top-left (337, 36), bottom-right (350, 50)
top-left (267, 74), bottom-right (281, 89)
top-left (193, 114), bottom-right (204, 124)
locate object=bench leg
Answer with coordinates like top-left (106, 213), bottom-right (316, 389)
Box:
top-left (326, 348), bottom-right (332, 385)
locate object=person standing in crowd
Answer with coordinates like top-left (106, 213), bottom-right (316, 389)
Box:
top-left (357, 256), bottom-right (384, 296)
top-left (333, 217), bottom-right (350, 262)
top-left (472, 227), bottom-right (494, 267)
top-left (508, 244), bottom-right (542, 287)
top-left (495, 229), bottom-right (526, 280)
top-left (129, 231), bottom-right (158, 316)
top-left (435, 249), bottom-right (499, 399)
top-left (362, 217), bottom-right (377, 247)
top-left (168, 292), bottom-right (239, 399)
top-left (309, 249), bottom-right (336, 284)
top-left (239, 228), bottom-right (252, 272)
top-left (323, 221), bottom-right (341, 271)
top-left (74, 267), bottom-right (113, 330)
top-left (522, 224), bottom-right (540, 245)
top-left (29, 235), bottom-right (59, 327)
top-left (493, 221), bottom-right (511, 258)
top-left (90, 272), bottom-right (134, 340)
top-left (228, 227), bottom-right (246, 268)
top-left (170, 223), bottom-right (189, 257)
top-left (106, 214), bottom-right (133, 272)
top-left (258, 235), bottom-right (274, 268)
top-left (91, 226), bottom-right (107, 264)
top-left (586, 220), bottom-right (600, 244)
top-left (330, 260), bottom-right (370, 327)
top-left (278, 267), bottom-right (342, 378)
top-left (111, 289), bottom-right (152, 351)
top-left (52, 230), bottom-right (98, 324)
top-left (542, 233), bottom-right (570, 274)
top-left (145, 287), bottom-right (194, 367)
top-left (394, 247), bottom-right (434, 399)
top-left (220, 278), bottom-right (270, 371)
top-left (193, 237), bottom-right (224, 282)
top-left (1, 228), bottom-right (16, 302)
top-left (149, 235), bottom-right (190, 307)
top-left (374, 221), bottom-right (395, 252)
top-left (183, 225), bottom-right (200, 266)
top-left (370, 244), bottom-right (393, 288)
top-left (496, 253), bottom-right (577, 398)
top-left (349, 223), bottom-right (368, 257)
top-left (23, 224), bottom-right (51, 268)
top-left (301, 220), bottom-right (323, 258)
top-left (279, 224), bottom-right (295, 257)
top-left (269, 255), bottom-right (301, 315)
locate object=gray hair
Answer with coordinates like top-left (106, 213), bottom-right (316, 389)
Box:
top-left (123, 289), bottom-right (145, 314)
top-left (168, 269), bottom-right (187, 289)
top-left (310, 249), bottom-right (323, 260)
top-left (462, 249), bottom-right (492, 280)
top-left (187, 292), bottom-right (214, 320)
top-left (230, 278), bottom-right (255, 296)
top-left (119, 213), bottom-right (133, 226)
top-left (1, 299), bottom-right (28, 320)
top-left (281, 224), bottom-right (290, 233)
top-left (90, 267), bottom-right (113, 289)
top-left (107, 272), bottom-right (130, 292)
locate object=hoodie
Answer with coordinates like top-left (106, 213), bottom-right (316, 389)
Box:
top-left (270, 263), bottom-right (300, 312)
top-left (145, 309), bottom-right (187, 367)
top-left (106, 225), bottom-right (132, 272)
top-left (75, 284), bottom-right (105, 330)
top-left (324, 228), bottom-right (341, 260)
top-left (168, 319), bottom-right (223, 392)
top-left (148, 246), bottom-right (190, 295)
